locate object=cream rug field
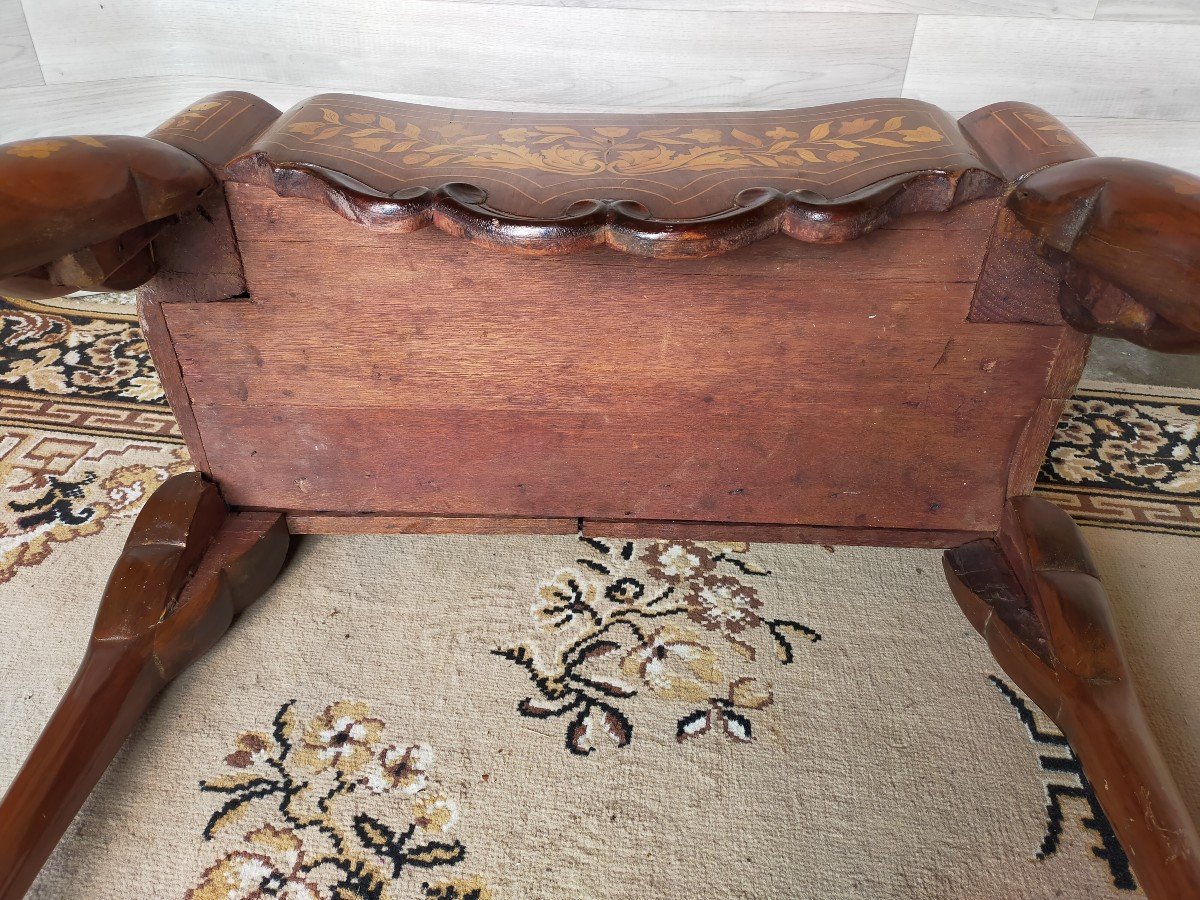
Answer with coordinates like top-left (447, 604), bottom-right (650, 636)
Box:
top-left (1, 294), bottom-right (1198, 899)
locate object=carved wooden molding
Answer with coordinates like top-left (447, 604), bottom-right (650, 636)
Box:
top-left (1009, 157), bottom-right (1200, 352)
top-left (225, 154), bottom-right (999, 258)
top-left (214, 93), bottom-right (1005, 258)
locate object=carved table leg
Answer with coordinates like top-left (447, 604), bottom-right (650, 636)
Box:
top-left (944, 495), bottom-right (1200, 898)
top-left (0, 473), bottom-right (290, 900)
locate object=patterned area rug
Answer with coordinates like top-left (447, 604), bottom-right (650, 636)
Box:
top-left (2, 294), bottom-right (1198, 899)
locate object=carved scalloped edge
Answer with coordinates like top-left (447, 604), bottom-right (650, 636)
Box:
top-left (225, 152), bottom-right (1004, 258)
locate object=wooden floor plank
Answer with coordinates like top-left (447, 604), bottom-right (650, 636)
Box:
top-left (20, 2), bottom-right (915, 110)
top-left (1095, 0), bottom-right (1200, 23)
top-left (0, 0), bottom-right (41, 89)
top-left (904, 17), bottom-right (1200, 122)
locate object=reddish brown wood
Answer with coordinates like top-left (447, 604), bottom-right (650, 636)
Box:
top-left (133, 185), bottom-right (1085, 541)
top-left (945, 496), bottom-right (1200, 899)
top-left (287, 513), bottom-right (578, 535)
top-left (2, 90), bottom-right (1199, 896)
top-left (1009, 157), bottom-right (1200, 352)
top-left (970, 207), bottom-right (1069, 325)
top-left (0, 135), bottom-right (212, 299)
top-left (282, 512), bottom-right (984, 546)
top-left (582, 518), bottom-right (983, 548)
top-left (0, 474), bottom-right (289, 900)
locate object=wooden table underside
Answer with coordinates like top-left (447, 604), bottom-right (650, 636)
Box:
top-left (126, 93), bottom-right (1098, 548)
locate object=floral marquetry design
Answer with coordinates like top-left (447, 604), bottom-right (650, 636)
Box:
top-left (4, 136), bottom-right (105, 159)
top-left (283, 108), bottom-right (946, 176)
top-left (188, 700), bottom-right (491, 900)
top-left (157, 100), bottom-right (227, 133)
top-left (495, 536), bottom-right (821, 755)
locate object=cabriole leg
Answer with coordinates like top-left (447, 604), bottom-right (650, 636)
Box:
top-left (0, 473), bottom-right (290, 900)
top-left (944, 495), bottom-right (1200, 898)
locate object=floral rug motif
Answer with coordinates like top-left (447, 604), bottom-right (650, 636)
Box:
top-left (0, 296), bottom-right (188, 585)
top-left (496, 536), bottom-right (819, 755)
top-left (1039, 385), bottom-right (1200, 536)
top-left (190, 700), bottom-right (490, 900)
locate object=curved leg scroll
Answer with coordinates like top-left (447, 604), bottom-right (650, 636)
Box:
top-left (945, 495), bottom-right (1200, 898)
top-left (0, 473), bottom-right (290, 900)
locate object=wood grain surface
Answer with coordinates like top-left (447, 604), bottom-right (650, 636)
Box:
top-left (905, 17), bottom-right (1200, 121)
top-left (140, 184), bottom-right (1086, 539)
top-left (223, 94), bottom-right (989, 224)
top-left (0, 133), bottom-right (212, 298)
top-left (0, 0), bottom-right (39, 88)
top-left (1009, 158), bottom-right (1200, 352)
top-left (1094, 0), bottom-right (1200, 22)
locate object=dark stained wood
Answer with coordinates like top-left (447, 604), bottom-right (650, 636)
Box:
top-left (1009, 157), bottom-right (1200, 352)
top-left (957, 102), bottom-right (1093, 183)
top-left (214, 92), bottom-right (1004, 259)
top-left (945, 496), bottom-right (1200, 899)
top-left (7, 92), bottom-right (1197, 892)
top-left (228, 157), bottom-right (999, 259)
top-left (149, 91), bottom-right (282, 172)
top-left (224, 94), bottom-right (998, 224)
top-left (0, 474), bottom-right (289, 900)
top-left (0, 135), bottom-right (212, 299)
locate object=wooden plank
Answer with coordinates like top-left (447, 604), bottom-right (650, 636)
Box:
top-left (904, 17), bottom-right (1200, 121)
top-left (1061, 117), bottom-right (1200, 177)
top-left (154, 185), bottom-right (1075, 534)
top-left (1007, 397), bottom-right (1067, 499)
top-left (287, 513), bottom-right (577, 535)
top-left (0, 0), bottom-right (41, 88)
top-left (433, 0), bottom-right (1096, 14)
top-left (0, 78), bottom-right (315, 142)
top-left (194, 402), bottom-right (1031, 532)
top-left (166, 197), bottom-right (1027, 415)
top-left (1095, 0), bottom-right (1200, 23)
top-left (21, 3), bottom-right (915, 109)
top-left (287, 510), bottom-right (985, 548)
top-left (137, 296), bottom-right (211, 475)
top-left (581, 518), bottom-right (986, 548)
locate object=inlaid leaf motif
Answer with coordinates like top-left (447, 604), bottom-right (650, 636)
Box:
top-left (838, 117), bottom-right (876, 136)
top-left (351, 138), bottom-right (390, 152)
top-left (731, 128), bottom-right (763, 147)
top-left (280, 107), bottom-right (946, 175)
